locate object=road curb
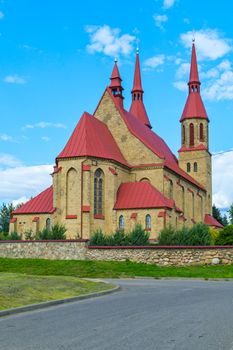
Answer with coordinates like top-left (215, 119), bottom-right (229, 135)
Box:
top-left (0, 283), bottom-right (120, 318)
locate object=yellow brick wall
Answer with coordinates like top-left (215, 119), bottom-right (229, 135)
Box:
top-left (94, 90), bottom-right (162, 165)
top-left (179, 118), bottom-right (212, 214)
top-left (11, 92), bottom-right (212, 240)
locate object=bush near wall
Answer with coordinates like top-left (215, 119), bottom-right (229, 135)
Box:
top-left (215, 225), bottom-right (233, 245)
top-left (158, 223), bottom-right (212, 246)
top-left (0, 232), bottom-right (22, 241)
top-left (90, 224), bottom-right (150, 246)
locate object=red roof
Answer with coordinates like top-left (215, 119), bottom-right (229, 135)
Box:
top-left (109, 61), bottom-right (122, 88)
top-left (180, 43), bottom-right (209, 122)
top-left (57, 112), bottom-right (129, 167)
top-left (121, 106), bottom-right (178, 165)
top-left (130, 52), bottom-right (152, 128)
top-left (189, 43), bottom-right (200, 83)
top-left (114, 182), bottom-right (174, 210)
top-left (178, 144), bottom-right (207, 152)
top-left (13, 186), bottom-right (55, 214)
top-left (180, 92), bottom-right (208, 121)
top-left (132, 51), bottom-right (143, 92)
top-left (204, 214), bottom-right (224, 228)
top-left (104, 87), bottom-right (205, 190)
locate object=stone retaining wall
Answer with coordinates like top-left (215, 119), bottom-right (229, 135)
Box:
top-left (0, 240), bottom-right (87, 260)
top-left (0, 241), bottom-right (233, 266)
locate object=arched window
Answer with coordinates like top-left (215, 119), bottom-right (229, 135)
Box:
top-left (137, 93), bottom-right (140, 100)
top-left (119, 215), bottom-right (125, 230)
top-left (169, 180), bottom-right (173, 199)
top-left (181, 187), bottom-right (185, 213)
top-left (133, 93), bottom-right (136, 101)
top-left (66, 167), bottom-right (78, 216)
top-left (94, 168), bottom-right (104, 215)
top-left (187, 163), bottom-right (191, 172)
top-left (46, 218), bottom-right (51, 231)
top-left (140, 177), bottom-right (150, 183)
top-left (189, 123), bottom-right (194, 147)
top-left (145, 214), bottom-right (151, 230)
top-left (192, 193), bottom-right (195, 218)
top-left (200, 123), bottom-right (204, 141)
top-left (194, 162), bottom-right (198, 172)
top-left (182, 125), bottom-right (186, 144)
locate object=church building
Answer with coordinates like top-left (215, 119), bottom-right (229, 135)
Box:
top-left (10, 42), bottom-right (223, 239)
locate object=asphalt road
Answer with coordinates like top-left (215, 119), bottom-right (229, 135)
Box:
top-left (1, 279), bottom-right (233, 350)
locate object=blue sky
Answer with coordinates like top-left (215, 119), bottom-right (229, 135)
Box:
top-left (0, 0), bottom-right (233, 210)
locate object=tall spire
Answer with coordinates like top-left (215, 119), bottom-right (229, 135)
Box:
top-left (109, 58), bottom-right (124, 108)
top-left (130, 49), bottom-right (152, 129)
top-left (189, 41), bottom-right (200, 86)
top-left (180, 41), bottom-right (208, 122)
top-left (132, 48), bottom-right (143, 92)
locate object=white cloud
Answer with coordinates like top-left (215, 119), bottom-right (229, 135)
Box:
top-left (0, 134), bottom-right (13, 142)
top-left (12, 196), bottom-right (29, 207)
top-left (0, 11), bottom-right (4, 19)
top-left (213, 150), bottom-right (233, 209)
top-left (175, 62), bottom-right (190, 78)
top-left (4, 75), bottom-right (27, 84)
top-left (23, 122), bottom-right (66, 130)
top-left (85, 25), bottom-right (136, 57)
top-left (163, 0), bottom-right (175, 9)
top-left (153, 14), bottom-right (168, 30)
top-left (201, 60), bottom-right (233, 101)
top-left (0, 164), bottom-right (53, 203)
top-left (0, 154), bottom-right (22, 168)
top-left (180, 29), bottom-right (232, 60)
top-left (144, 54), bottom-right (165, 70)
top-left (173, 81), bottom-right (187, 91)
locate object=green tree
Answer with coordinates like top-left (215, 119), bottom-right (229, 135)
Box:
top-left (212, 205), bottom-right (224, 226)
top-left (0, 203), bottom-right (15, 233)
top-left (222, 215), bottom-right (229, 227)
top-left (228, 203), bottom-right (233, 225)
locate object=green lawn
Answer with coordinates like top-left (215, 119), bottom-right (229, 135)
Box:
top-left (0, 273), bottom-right (114, 310)
top-left (1, 258), bottom-right (233, 279)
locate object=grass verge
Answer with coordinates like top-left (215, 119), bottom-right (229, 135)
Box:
top-left (0, 273), bottom-right (114, 310)
top-left (1, 258), bottom-right (233, 279)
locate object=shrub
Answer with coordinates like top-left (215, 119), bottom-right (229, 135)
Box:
top-left (187, 223), bottom-right (211, 246)
top-left (111, 230), bottom-right (127, 246)
top-left (89, 229), bottom-right (107, 246)
top-left (9, 232), bottom-right (22, 240)
top-left (209, 227), bottom-right (220, 245)
top-left (90, 225), bottom-right (150, 246)
top-left (215, 225), bottom-right (233, 245)
top-left (25, 230), bottom-right (34, 240)
top-left (127, 224), bottom-right (150, 246)
top-left (0, 232), bottom-right (9, 240)
top-left (35, 224), bottom-right (67, 240)
top-left (36, 228), bottom-right (50, 240)
top-left (50, 224), bottom-right (66, 240)
top-left (158, 223), bottom-right (211, 246)
top-left (158, 226), bottom-right (177, 245)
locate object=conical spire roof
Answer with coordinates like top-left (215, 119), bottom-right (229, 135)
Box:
top-left (189, 42), bottom-right (200, 84)
top-left (130, 50), bottom-right (152, 129)
top-left (109, 59), bottom-right (122, 88)
top-left (180, 42), bottom-right (208, 122)
top-left (132, 49), bottom-right (143, 92)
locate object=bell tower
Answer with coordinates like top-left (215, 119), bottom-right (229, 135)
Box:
top-left (178, 41), bottom-right (212, 215)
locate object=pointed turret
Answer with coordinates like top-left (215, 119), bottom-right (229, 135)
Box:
top-left (109, 58), bottom-right (124, 108)
top-left (178, 41), bottom-right (212, 216)
top-left (189, 42), bottom-right (200, 84)
top-left (130, 49), bottom-right (152, 129)
top-left (180, 41), bottom-right (208, 122)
